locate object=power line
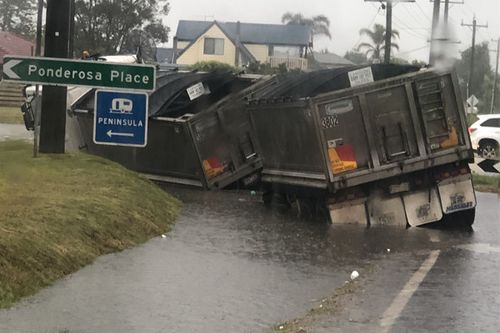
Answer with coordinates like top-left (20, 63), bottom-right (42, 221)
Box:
top-left (397, 44), bottom-right (430, 55)
top-left (415, 2), bottom-right (432, 23)
top-left (461, 17), bottom-right (488, 103)
top-left (392, 15), bottom-right (430, 40)
top-left (351, 6), bottom-right (382, 50)
top-left (400, 3), bottom-right (431, 30)
top-left (364, 0), bottom-right (416, 63)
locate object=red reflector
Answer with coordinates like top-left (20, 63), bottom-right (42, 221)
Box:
top-left (468, 127), bottom-right (477, 134)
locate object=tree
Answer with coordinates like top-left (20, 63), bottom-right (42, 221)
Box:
top-left (74, 0), bottom-right (170, 56)
top-left (281, 12), bottom-right (331, 40)
top-left (0, 0), bottom-right (36, 38)
top-left (357, 24), bottom-right (399, 62)
top-left (454, 42), bottom-right (491, 113)
top-left (344, 51), bottom-right (368, 65)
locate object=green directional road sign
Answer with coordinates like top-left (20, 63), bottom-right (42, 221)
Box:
top-left (1, 55), bottom-right (156, 91)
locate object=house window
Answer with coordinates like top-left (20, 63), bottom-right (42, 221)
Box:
top-left (204, 38), bottom-right (224, 55)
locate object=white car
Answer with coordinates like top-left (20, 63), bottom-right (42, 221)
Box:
top-left (469, 114), bottom-right (500, 159)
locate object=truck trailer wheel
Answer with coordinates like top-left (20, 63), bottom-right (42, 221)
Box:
top-left (440, 208), bottom-right (475, 228)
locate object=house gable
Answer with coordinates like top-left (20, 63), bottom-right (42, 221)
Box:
top-left (176, 22), bottom-right (256, 67)
top-left (177, 23), bottom-right (237, 66)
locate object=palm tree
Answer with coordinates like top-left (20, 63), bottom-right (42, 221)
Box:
top-left (357, 24), bottom-right (399, 62)
top-left (281, 12), bottom-right (331, 40)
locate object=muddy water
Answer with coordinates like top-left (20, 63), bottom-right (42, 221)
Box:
top-left (0, 187), bottom-right (477, 333)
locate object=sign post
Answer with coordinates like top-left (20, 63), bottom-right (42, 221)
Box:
top-left (2, 56), bottom-right (156, 91)
top-left (94, 90), bottom-right (149, 147)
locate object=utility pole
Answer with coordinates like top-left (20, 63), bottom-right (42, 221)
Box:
top-left (441, 0), bottom-right (464, 24)
top-left (461, 17), bottom-right (488, 109)
top-left (39, 0), bottom-right (73, 154)
top-left (384, 0), bottom-right (393, 64)
top-left (490, 38), bottom-right (500, 114)
top-left (429, 0), bottom-right (440, 65)
top-left (33, 0), bottom-right (44, 158)
top-left (444, 0), bottom-right (449, 24)
top-left (429, 0), bottom-right (464, 65)
top-left (364, 0), bottom-right (415, 64)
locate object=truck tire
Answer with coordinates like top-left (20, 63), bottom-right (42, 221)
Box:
top-left (440, 208), bottom-right (475, 228)
top-left (479, 140), bottom-right (499, 159)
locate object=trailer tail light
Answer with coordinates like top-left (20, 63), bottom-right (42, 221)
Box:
top-left (468, 127), bottom-right (477, 134)
top-left (434, 167), bottom-right (471, 181)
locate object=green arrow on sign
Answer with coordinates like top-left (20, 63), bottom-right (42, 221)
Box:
top-left (1, 55), bottom-right (156, 92)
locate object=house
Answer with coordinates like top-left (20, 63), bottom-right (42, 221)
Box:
top-left (156, 47), bottom-right (180, 64)
top-left (174, 20), bottom-right (312, 70)
top-left (311, 51), bottom-right (355, 69)
top-left (0, 32), bottom-right (35, 64)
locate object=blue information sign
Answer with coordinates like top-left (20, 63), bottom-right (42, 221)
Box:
top-left (94, 90), bottom-right (148, 147)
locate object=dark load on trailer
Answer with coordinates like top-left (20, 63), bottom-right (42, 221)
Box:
top-left (245, 64), bottom-right (476, 227)
top-left (72, 70), bottom-right (274, 189)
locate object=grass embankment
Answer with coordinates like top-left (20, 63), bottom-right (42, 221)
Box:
top-left (473, 174), bottom-right (500, 193)
top-left (0, 141), bottom-right (180, 308)
top-left (0, 106), bottom-right (23, 124)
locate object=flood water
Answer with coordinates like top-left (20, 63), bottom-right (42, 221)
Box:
top-left (0, 187), bottom-right (481, 333)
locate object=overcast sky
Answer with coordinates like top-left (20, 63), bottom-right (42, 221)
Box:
top-left (163, 0), bottom-right (500, 65)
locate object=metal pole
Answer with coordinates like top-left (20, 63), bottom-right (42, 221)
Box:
top-left (429, 0), bottom-right (441, 65)
top-left (490, 38), bottom-right (500, 114)
top-left (384, 0), bottom-right (393, 64)
top-left (39, 0), bottom-right (71, 154)
top-left (461, 18), bottom-right (488, 105)
top-left (444, 0), bottom-right (449, 25)
top-left (469, 18), bottom-right (477, 100)
top-left (33, 0), bottom-right (44, 158)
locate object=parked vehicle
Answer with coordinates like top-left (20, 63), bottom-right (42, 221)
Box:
top-left (246, 66), bottom-right (476, 227)
top-left (469, 114), bottom-right (500, 159)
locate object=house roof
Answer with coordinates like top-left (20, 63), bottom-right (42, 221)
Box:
top-left (312, 52), bottom-right (355, 66)
top-left (0, 32), bottom-right (35, 63)
top-left (176, 21), bottom-right (257, 64)
top-left (157, 47), bottom-right (180, 64)
top-left (176, 20), bottom-right (311, 46)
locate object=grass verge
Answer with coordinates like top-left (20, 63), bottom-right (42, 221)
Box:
top-left (0, 106), bottom-right (23, 124)
top-left (473, 174), bottom-right (500, 193)
top-left (0, 140), bottom-right (180, 308)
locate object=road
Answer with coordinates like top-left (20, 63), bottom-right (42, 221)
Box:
top-left (0, 187), bottom-right (498, 333)
top-left (0, 124), bottom-right (32, 142)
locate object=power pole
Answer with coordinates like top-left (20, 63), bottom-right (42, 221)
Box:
top-left (461, 17), bottom-right (488, 107)
top-left (444, 0), bottom-right (449, 24)
top-left (490, 38), bottom-right (500, 114)
top-left (364, 0), bottom-right (415, 63)
top-left (33, 0), bottom-right (44, 158)
top-left (39, 0), bottom-right (73, 154)
top-left (384, 0), bottom-right (393, 64)
top-left (429, 0), bottom-right (440, 65)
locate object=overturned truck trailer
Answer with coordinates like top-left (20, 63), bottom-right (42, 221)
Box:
top-left (246, 65), bottom-right (476, 227)
top-left (72, 71), bottom-right (274, 189)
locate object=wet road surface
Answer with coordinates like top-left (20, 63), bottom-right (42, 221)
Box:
top-left (310, 192), bottom-right (500, 333)
top-left (0, 124), bottom-right (32, 142)
top-left (0, 189), bottom-right (498, 333)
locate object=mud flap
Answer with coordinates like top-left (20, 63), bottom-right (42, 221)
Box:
top-left (328, 198), bottom-right (368, 225)
top-left (367, 190), bottom-right (407, 227)
top-left (438, 174), bottom-right (476, 215)
top-left (403, 188), bottom-right (443, 227)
